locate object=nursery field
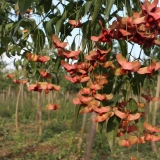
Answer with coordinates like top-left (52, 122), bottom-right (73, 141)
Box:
top-left (0, 94), bottom-right (160, 160)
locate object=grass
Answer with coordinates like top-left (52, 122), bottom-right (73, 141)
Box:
top-left (0, 97), bottom-right (160, 159)
top-left (1, 117), bottom-right (160, 160)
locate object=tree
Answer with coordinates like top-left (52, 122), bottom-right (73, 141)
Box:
top-left (1, 0), bottom-right (160, 159)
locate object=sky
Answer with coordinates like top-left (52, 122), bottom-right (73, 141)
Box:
top-left (2, 0), bottom-right (150, 70)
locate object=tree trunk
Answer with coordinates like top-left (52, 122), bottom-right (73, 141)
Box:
top-left (77, 113), bottom-right (87, 152)
top-left (83, 112), bottom-right (97, 160)
top-left (151, 75), bottom-right (160, 153)
top-left (145, 86), bottom-right (150, 122)
top-left (56, 99), bottom-right (60, 122)
top-left (2, 89), bottom-right (5, 104)
top-left (47, 91), bottom-right (51, 123)
top-left (7, 85), bottom-right (11, 110)
top-left (15, 83), bottom-right (22, 132)
top-left (36, 92), bottom-right (43, 135)
top-left (21, 84), bottom-right (24, 108)
top-left (36, 92), bottom-right (40, 121)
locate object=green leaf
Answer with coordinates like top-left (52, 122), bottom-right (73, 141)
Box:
top-left (1, 37), bottom-right (10, 50)
top-left (61, 23), bottom-right (72, 37)
top-left (2, 37), bottom-right (11, 57)
top-left (44, 0), bottom-right (52, 13)
top-left (82, 21), bottom-right (92, 40)
top-left (126, 98), bottom-right (138, 114)
top-left (36, 4), bottom-right (43, 15)
top-left (56, 19), bottom-right (63, 35)
top-left (10, 46), bottom-right (21, 56)
top-left (71, 34), bottom-right (81, 51)
top-left (114, 80), bottom-right (124, 94)
top-left (106, 115), bottom-right (121, 152)
top-left (98, 121), bottom-right (105, 144)
top-left (29, 62), bottom-right (37, 77)
top-left (132, 81), bottom-right (140, 95)
top-left (74, 105), bottom-right (82, 127)
top-left (18, 0), bottom-right (33, 16)
top-left (53, 56), bottom-right (63, 73)
top-left (5, 23), bottom-right (13, 34)
top-left (98, 121), bottom-right (105, 135)
top-left (66, 1), bottom-right (83, 20)
top-left (121, 89), bottom-right (127, 99)
top-left (115, 0), bottom-right (123, 9)
top-left (104, 94), bottom-right (123, 106)
top-left (71, 37), bottom-right (76, 51)
top-left (105, 0), bottom-right (115, 20)
top-left (13, 20), bottom-right (23, 36)
top-left (93, 21), bottom-right (101, 36)
top-left (81, 38), bottom-right (87, 54)
top-left (124, 0), bottom-right (132, 16)
top-left (132, 0), bottom-right (141, 12)
top-left (134, 73), bottom-right (147, 86)
top-left (23, 58), bottom-right (29, 67)
top-left (130, 76), bottom-right (142, 95)
top-left (76, 5), bottom-right (85, 22)
top-left (44, 18), bottom-right (56, 35)
top-left (14, 59), bottom-right (21, 70)
top-left (33, 28), bottom-right (45, 53)
top-left (19, 39), bottom-right (27, 48)
top-left (12, 19), bottom-right (36, 38)
top-left (51, 73), bottom-right (59, 85)
top-left (118, 40), bottom-right (127, 57)
top-left (91, 0), bottom-right (103, 24)
top-left (84, 1), bottom-right (92, 16)
top-left (102, 80), bottom-right (114, 94)
top-left (143, 46), bottom-right (151, 56)
top-left (0, 48), bottom-right (6, 56)
top-left (0, 11), bottom-right (5, 25)
top-left (55, 7), bottom-right (70, 35)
